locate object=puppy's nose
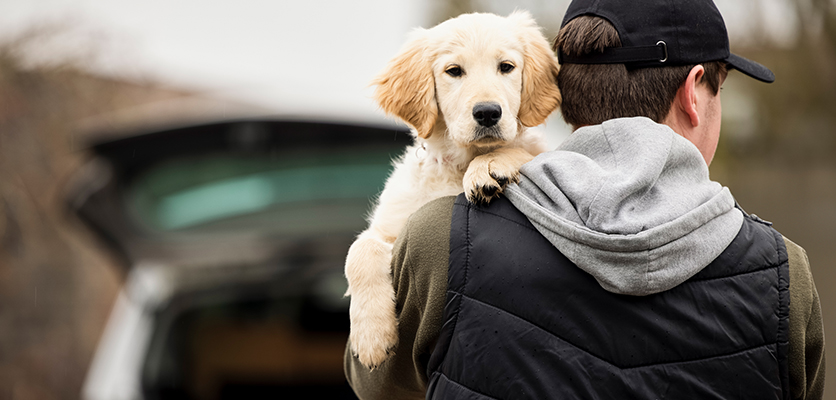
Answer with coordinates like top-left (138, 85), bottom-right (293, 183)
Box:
top-left (473, 102), bottom-right (502, 127)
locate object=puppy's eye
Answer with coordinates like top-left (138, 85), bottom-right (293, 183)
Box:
top-left (499, 62), bottom-right (515, 74)
top-left (445, 65), bottom-right (463, 77)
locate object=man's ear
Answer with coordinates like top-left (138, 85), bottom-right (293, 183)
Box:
top-left (677, 65), bottom-right (705, 128)
top-left (371, 31), bottom-right (438, 139)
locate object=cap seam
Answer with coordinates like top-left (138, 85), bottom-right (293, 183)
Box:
top-left (597, 10), bottom-right (629, 47)
top-left (668, 0), bottom-right (683, 64)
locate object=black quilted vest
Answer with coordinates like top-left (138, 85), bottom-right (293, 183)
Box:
top-left (426, 195), bottom-right (789, 400)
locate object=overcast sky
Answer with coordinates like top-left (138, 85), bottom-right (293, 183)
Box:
top-left (0, 0), bottom-right (796, 129)
top-left (0, 0), bottom-right (434, 123)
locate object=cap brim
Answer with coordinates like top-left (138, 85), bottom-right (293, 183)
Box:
top-left (726, 53), bottom-right (775, 83)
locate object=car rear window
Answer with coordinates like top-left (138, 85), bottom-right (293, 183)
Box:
top-left (127, 148), bottom-right (395, 234)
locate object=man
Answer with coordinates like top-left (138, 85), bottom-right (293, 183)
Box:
top-left (345, 0), bottom-right (825, 398)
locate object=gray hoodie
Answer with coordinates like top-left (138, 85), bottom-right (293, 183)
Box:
top-left (505, 117), bottom-right (743, 296)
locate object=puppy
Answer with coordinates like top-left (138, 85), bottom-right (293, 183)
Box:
top-left (345, 11), bottom-right (561, 368)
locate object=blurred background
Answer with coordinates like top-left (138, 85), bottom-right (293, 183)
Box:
top-left (0, 0), bottom-right (833, 399)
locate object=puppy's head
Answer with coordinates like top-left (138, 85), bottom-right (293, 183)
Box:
top-left (372, 11), bottom-right (561, 147)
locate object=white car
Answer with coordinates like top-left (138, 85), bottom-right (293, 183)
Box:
top-left (67, 118), bottom-right (410, 400)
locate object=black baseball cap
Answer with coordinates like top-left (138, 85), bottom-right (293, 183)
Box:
top-left (558, 0), bottom-right (775, 83)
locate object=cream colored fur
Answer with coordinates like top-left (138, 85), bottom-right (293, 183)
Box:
top-left (345, 11), bottom-right (561, 368)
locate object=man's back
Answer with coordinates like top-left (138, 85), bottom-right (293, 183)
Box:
top-left (428, 194), bottom-right (789, 399)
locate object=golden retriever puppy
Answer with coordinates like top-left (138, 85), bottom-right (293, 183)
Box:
top-left (345, 11), bottom-right (561, 368)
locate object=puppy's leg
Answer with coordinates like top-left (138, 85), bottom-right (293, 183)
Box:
top-left (344, 225), bottom-right (399, 368)
top-left (344, 156), bottom-right (423, 369)
top-left (464, 146), bottom-right (535, 204)
top-left (345, 145), bottom-right (460, 368)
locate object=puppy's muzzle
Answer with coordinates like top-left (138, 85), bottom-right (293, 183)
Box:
top-left (473, 102), bottom-right (502, 128)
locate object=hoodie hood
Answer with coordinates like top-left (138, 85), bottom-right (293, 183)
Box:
top-left (505, 117), bottom-right (743, 296)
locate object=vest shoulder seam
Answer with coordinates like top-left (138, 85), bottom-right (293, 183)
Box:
top-left (453, 202), bottom-right (538, 233)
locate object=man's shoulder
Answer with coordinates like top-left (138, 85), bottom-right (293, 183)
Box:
top-left (392, 196), bottom-right (457, 280)
top-left (783, 236), bottom-right (809, 268)
top-left (782, 236), bottom-right (814, 297)
top-left (390, 196), bottom-right (456, 327)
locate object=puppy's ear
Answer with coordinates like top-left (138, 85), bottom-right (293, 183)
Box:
top-left (511, 11), bottom-right (562, 128)
top-left (372, 31), bottom-right (438, 139)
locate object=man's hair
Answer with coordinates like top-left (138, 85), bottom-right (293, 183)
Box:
top-left (554, 16), bottom-right (727, 127)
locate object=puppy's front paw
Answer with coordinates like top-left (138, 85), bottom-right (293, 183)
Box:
top-left (349, 294), bottom-right (398, 369)
top-left (464, 153), bottom-right (523, 205)
top-left (345, 234), bottom-right (399, 369)
top-left (464, 171), bottom-right (513, 205)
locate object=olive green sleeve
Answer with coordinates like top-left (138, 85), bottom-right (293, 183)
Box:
top-left (345, 196), bottom-right (456, 400)
top-left (785, 237), bottom-right (826, 400)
